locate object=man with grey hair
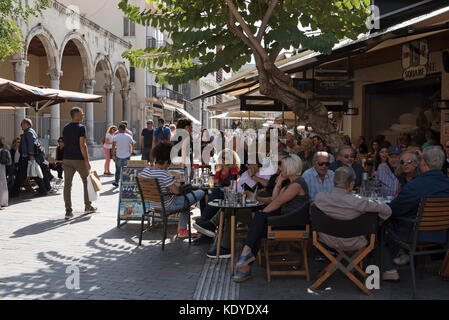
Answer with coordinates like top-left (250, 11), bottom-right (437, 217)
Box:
top-left (384, 145), bottom-right (449, 280)
top-left (329, 145), bottom-right (366, 188)
top-left (302, 151), bottom-right (334, 200)
top-left (314, 166), bottom-right (391, 256)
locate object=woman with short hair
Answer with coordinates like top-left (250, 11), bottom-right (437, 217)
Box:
top-left (233, 154), bottom-right (310, 282)
top-left (140, 141), bottom-right (204, 238)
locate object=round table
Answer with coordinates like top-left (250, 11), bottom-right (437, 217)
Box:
top-left (208, 200), bottom-right (265, 275)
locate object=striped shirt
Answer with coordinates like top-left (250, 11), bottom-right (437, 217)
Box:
top-left (140, 167), bottom-right (175, 209)
top-left (302, 167), bottom-right (334, 200)
top-left (374, 162), bottom-right (399, 197)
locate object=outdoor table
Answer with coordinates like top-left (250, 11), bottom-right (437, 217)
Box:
top-left (207, 199), bottom-right (265, 275)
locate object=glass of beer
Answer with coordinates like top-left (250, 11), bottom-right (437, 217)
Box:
top-left (208, 175), bottom-right (214, 188)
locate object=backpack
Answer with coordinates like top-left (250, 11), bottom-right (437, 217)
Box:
top-left (155, 127), bottom-right (168, 144)
top-left (0, 149), bottom-right (12, 166)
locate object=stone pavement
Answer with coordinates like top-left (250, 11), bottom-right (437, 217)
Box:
top-left (0, 156), bottom-right (448, 300)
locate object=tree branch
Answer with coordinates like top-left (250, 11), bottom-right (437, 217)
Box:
top-left (226, 14), bottom-right (257, 55)
top-left (225, 0), bottom-right (269, 61)
top-left (269, 42), bottom-right (283, 62)
top-left (256, 0), bottom-right (278, 42)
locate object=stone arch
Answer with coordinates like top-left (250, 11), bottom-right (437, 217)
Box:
top-left (59, 32), bottom-right (94, 80)
top-left (114, 62), bottom-right (129, 89)
top-left (94, 53), bottom-right (114, 85)
top-left (25, 25), bottom-right (59, 70)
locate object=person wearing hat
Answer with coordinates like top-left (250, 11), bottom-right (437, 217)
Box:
top-left (373, 145), bottom-right (401, 197)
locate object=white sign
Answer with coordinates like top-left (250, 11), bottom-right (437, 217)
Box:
top-left (402, 39), bottom-right (429, 81)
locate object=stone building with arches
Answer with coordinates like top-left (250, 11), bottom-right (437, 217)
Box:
top-left (0, 0), bottom-right (137, 158)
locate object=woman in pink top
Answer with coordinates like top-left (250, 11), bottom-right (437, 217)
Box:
top-left (102, 125), bottom-right (117, 176)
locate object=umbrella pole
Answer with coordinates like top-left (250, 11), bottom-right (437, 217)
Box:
top-left (35, 102), bottom-right (39, 138)
top-left (248, 111), bottom-right (251, 129)
top-left (294, 113), bottom-right (297, 139)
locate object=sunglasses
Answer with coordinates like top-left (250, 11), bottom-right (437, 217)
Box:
top-left (317, 162), bottom-right (330, 167)
top-left (400, 159), bottom-right (414, 165)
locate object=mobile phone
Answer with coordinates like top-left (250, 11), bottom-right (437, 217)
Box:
top-left (243, 183), bottom-right (255, 192)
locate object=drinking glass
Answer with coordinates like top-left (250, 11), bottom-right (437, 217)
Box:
top-left (208, 176), bottom-right (214, 188)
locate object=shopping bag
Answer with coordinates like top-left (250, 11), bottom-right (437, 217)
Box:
top-left (87, 175), bottom-right (100, 202)
top-left (89, 171), bottom-right (102, 192)
top-left (27, 160), bottom-right (43, 179)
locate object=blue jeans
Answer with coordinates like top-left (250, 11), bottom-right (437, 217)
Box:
top-left (165, 189), bottom-right (205, 230)
top-left (115, 157), bottom-right (130, 184)
top-left (201, 187), bottom-right (224, 221)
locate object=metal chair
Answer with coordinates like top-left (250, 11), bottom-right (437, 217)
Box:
top-left (309, 204), bottom-right (378, 296)
top-left (262, 203), bottom-right (311, 282)
top-left (382, 197), bottom-right (449, 298)
top-left (136, 177), bottom-right (195, 250)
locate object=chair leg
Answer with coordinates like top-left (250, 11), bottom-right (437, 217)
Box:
top-left (162, 215), bottom-right (167, 251)
top-left (139, 214), bottom-right (145, 246)
top-left (410, 253), bottom-right (417, 298)
top-left (187, 210), bottom-right (192, 245)
top-left (265, 239), bottom-right (271, 282)
top-left (303, 240), bottom-right (310, 282)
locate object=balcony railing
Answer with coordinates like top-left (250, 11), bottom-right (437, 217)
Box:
top-left (157, 88), bottom-right (184, 104)
top-left (146, 37), bottom-right (168, 49)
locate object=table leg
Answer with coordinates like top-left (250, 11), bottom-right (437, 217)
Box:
top-left (231, 210), bottom-right (236, 276)
top-left (216, 210), bottom-right (224, 264)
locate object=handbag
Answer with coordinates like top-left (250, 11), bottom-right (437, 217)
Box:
top-left (89, 170), bottom-right (102, 192)
top-left (179, 183), bottom-right (193, 195)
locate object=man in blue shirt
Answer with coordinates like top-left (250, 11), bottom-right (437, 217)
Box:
top-left (329, 145), bottom-right (365, 188)
top-left (302, 151), bottom-right (334, 200)
top-left (382, 146), bottom-right (449, 281)
top-left (152, 118), bottom-right (171, 146)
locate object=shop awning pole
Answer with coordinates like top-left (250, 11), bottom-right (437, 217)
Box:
top-left (248, 111), bottom-right (251, 129)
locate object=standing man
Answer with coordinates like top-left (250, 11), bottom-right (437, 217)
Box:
top-left (302, 151), bottom-right (335, 200)
top-left (141, 120), bottom-right (154, 162)
top-left (11, 118), bottom-right (48, 198)
top-left (329, 145), bottom-right (366, 188)
top-left (63, 107), bottom-right (96, 220)
top-left (112, 123), bottom-right (134, 188)
top-left (152, 118), bottom-right (171, 147)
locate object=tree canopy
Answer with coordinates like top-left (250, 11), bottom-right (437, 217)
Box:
top-left (119, 0), bottom-right (371, 144)
top-left (0, 0), bottom-right (49, 62)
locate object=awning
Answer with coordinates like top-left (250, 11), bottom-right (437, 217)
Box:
top-left (210, 111), bottom-right (266, 120)
top-left (162, 101), bottom-right (201, 125)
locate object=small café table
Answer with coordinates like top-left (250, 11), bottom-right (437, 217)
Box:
top-left (207, 199), bottom-right (265, 275)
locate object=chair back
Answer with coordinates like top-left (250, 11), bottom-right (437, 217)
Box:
top-left (310, 204), bottom-right (378, 238)
top-left (136, 176), bottom-right (165, 213)
top-left (416, 198), bottom-right (449, 232)
top-left (267, 202), bottom-right (310, 228)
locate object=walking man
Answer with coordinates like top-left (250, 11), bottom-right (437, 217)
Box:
top-left (152, 118), bottom-right (171, 146)
top-left (11, 118), bottom-right (49, 197)
top-left (141, 120), bottom-right (154, 162)
top-left (63, 107), bottom-right (96, 220)
top-left (112, 123), bottom-right (134, 187)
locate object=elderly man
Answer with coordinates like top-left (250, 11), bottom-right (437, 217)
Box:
top-left (286, 132), bottom-right (301, 154)
top-left (302, 151), bottom-right (335, 201)
top-left (329, 145), bottom-right (366, 188)
top-left (314, 166), bottom-right (391, 251)
top-left (383, 146), bottom-right (449, 280)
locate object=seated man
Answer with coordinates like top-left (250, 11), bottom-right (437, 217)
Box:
top-left (49, 137), bottom-right (64, 180)
top-left (329, 145), bottom-right (366, 188)
top-left (302, 151), bottom-right (335, 201)
top-left (383, 146), bottom-right (449, 280)
top-left (314, 166), bottom-right (391, 253)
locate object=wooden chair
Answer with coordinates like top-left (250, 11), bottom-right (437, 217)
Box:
top-left (136, 177), bottom-right (195, 250)
top-left (261, 203), bottom-right (311, 282)
top-left (309, 204), bottom-right (378, 296)
top-left (382, 197), bottom-right (449, 298)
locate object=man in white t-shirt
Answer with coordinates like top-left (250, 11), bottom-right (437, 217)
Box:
top-left (112, 124), bottom-right (134, 187)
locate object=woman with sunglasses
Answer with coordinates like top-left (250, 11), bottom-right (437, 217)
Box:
top-left (102, 125), bottom-right (117, 176)
top-left (395, 151), bottom-right (420, 191)
top-left (373, 145), bottom-right (400, 197)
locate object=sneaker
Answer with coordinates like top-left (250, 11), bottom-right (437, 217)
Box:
top-left (383, 269), bottom-right (400, 281)
top-left (193, 220), bottom-right (216, 238)
top-left (207, 247), bottom-right (231, 259)
top-left (84, 206), bottom-right (97, 214)
top-left (177, 229), bottom-right (198, 239)
top-left (112, 182), bottom-right (119, 187)
top-left (393, 251), bottom-right (410, 265)
top-left (65, 211), bottom-right (74, 220)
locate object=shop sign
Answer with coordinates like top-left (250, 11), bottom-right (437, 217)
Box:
top-left (402, 39), bottom-right (429, 81)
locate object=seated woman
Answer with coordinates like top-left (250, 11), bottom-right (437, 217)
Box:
top-left (49, 137), bottom-right (64, 180)
top-left (233, 154), bottom-right (310, 282)
top-left (373, 145), bottom-right (400, 197)
top-left (139, 141), bottom-right (205, 238)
